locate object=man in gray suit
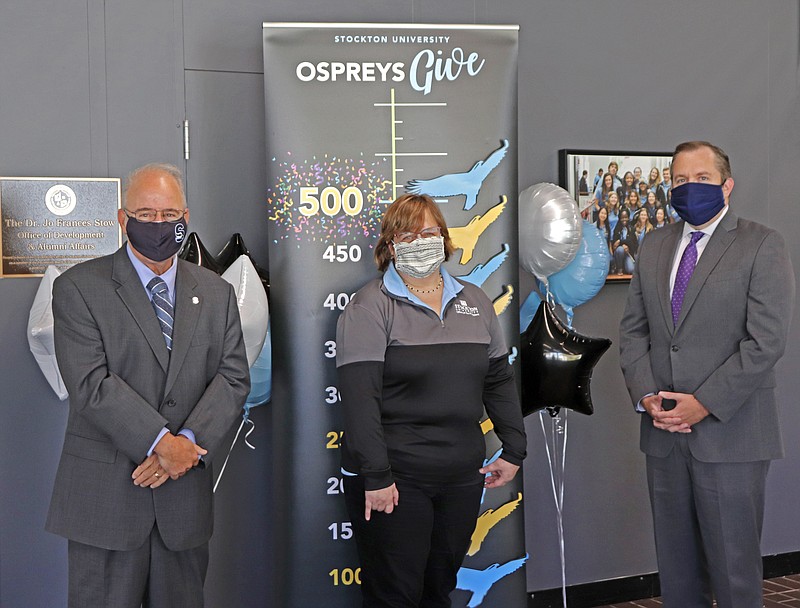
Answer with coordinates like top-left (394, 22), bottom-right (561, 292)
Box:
top-left (47, 164), bottom-right (250, 607)
top-left (619, 141), bottom-right (794, 608)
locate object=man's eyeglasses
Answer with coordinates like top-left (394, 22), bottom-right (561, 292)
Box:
top-left (124, 208), bottom-right (187, 223)
top-left (393, 226), bottom-right (442, 244)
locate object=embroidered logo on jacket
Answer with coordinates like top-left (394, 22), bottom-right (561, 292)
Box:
top-left (454, 299), bottom-right (480, 316)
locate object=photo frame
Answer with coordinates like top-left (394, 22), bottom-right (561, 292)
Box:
top-left (559, 149), bottom-right (673, 282)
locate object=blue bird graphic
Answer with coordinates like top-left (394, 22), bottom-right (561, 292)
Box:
top-left (406, 140), bottom-right (509, 210)
top-left (480, 448), bottom-right (503, 505)
top-left (457, 244), bottom-right (510, 288)
top-left (456, 554), bottom-right (529, 607)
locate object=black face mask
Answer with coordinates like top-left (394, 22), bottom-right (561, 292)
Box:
top-left (125, 216), bottom-right (187, 261)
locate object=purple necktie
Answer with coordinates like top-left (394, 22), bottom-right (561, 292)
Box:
top-left (671, 231), bottom-right (704, 326)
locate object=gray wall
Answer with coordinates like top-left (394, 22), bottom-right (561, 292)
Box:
top-left (0, 1), bottom-right (797, 606)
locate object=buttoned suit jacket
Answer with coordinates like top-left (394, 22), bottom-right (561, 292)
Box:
top-left (46, 246), bottom-right (250, 551)
top-left (619, 210), bottom-right (794, 462)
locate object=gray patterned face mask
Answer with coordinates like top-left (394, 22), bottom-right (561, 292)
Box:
top-left (393, 235), bottom-right (445, 279)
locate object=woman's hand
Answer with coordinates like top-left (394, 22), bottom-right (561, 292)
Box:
top-left (479, 458), bottom-right (519, 489)
top-left (364, 483), bottom-right (399, 521)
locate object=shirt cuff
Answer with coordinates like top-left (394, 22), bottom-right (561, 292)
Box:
top-left (147, 427), bottom-right (170, 457)
top-left (636, 392), bottom-right (655, 413)
top-left (178, 429), bottom-right (202, 461)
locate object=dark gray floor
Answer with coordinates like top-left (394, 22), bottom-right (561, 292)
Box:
top-left (598, 574), bottom-right (800, 607)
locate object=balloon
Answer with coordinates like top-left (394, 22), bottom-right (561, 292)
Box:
top-left (518, 183), bottom-right (582, 281)
top-left (220, 255), bottom-right (269, 367)
top-left (28, 266), bottom-right (68, 400)
top-left (245, 324), bottom-right (272, 410)
top-left (216, 232), bottom-right (249, 269)
top-left (537, 220), bottom-right (610, 322)
top-left (519, 300), bottom-right (611, 416)
top-left (519, 289), bottom-right (541, 334)
top-left (217, 233), bottom-right (270, 297)
top-left (178, 232), bottom-right (222, 273)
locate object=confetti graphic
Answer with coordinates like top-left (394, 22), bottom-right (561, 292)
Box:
top-left (266, 153), bottom-right (393, 247)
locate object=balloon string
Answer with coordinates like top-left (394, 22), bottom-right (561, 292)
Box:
top-left (243, 416), bottom-right (256, 450)
top-left (213, 415), bottom-right (249, 493)
top-left (539, 410), bottom-right (569, 608)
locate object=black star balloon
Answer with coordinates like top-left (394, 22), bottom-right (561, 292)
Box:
top-left (178, 232), bottom-right (223, 274)
top-left (520, 300), bottom-right (611, 416)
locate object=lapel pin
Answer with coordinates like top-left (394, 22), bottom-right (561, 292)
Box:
top-left (192, 296), bottom-right (199, 305)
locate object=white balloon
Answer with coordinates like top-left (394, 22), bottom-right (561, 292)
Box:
top-left (28, 265), bottom-right (68, 400)
top-left (518, 182), bottom-right (583, 281)
top-left (221, 255), bottom-right (269, 367)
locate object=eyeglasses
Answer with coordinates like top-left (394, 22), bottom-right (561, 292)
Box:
top-left (124, 208), bottom-right (186, 223)
top-left (393, 226), bottom-right (442, 244)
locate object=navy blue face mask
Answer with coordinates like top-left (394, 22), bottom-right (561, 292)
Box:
top-left (125, 216), bottom-right (187, 261)
top-left (670, 182), bottom-right (726, 226)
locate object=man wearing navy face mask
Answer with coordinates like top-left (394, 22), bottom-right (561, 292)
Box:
top-left (47, 163), bottom-right (250, 607)
top-left (619, 141), bottom-right (794, 608)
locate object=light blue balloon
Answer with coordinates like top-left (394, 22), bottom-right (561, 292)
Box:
top-left (519, 289), bottom-right (542, 334)
top-left (539, 221), bottom-right (610, 314)
top-left (244, 323), bottom-right (272, 414)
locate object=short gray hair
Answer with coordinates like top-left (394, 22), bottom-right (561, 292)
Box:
top-left (123, 163), bottom-right (186, 208)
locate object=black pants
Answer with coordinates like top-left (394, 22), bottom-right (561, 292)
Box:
top-left (344, 474), bottom-right (484, 608)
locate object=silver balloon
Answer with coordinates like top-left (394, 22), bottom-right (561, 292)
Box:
top-left (220, 254), bottom-right (269, 367)
top-left (518, 182), bottom-right (582, 281)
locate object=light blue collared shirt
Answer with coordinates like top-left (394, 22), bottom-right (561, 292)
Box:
top-left (383, 262), bottom-right (463, 320)
top-left (126, 243), bottom-right (177, 308)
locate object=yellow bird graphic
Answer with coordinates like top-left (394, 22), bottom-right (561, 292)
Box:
top-left (492, 285), bottom-right (514, 316)
top-left (449, 196), bottom-right (507, 265)
top-left (467, 492), bottom-right (523, 556)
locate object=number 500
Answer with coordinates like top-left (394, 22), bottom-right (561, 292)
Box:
top-left (299, 186), bottom-right (363, 217)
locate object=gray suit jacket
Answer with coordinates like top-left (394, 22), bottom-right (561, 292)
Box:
top-left (46, 246), bottom-right (250, 551)
top-left (619, 211), bottom-right (794, 462)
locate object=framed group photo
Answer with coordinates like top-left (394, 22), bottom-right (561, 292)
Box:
top-left (559, 149), bottom-right (673, 282)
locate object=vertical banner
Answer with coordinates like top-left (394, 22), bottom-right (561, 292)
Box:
top-left (263, 23), bottom-right (525, 608)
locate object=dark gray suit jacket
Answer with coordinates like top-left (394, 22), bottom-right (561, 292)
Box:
top-left (46, 246), bottom-right (250, 551)
top-left (619, 211), bottom-right (794, 462)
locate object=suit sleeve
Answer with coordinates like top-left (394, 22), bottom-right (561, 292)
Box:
top-left (181, 283), bottom-right (251, 462)
top-left (694, 230), bottom-right (795, 421)
top-left (53, 273), bottom-right (169, 462)
top-left (619, 237), bottom-right (658, 406)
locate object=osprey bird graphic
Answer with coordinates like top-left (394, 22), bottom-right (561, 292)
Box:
top-left (456, 554), bottom-right (529, 607)
top-left (406, 139), bottom-right (509, 210)
top-left (492, 285), bottom-right (514, 317)
top-left (467, 492), bottom-right (523, 556)
top-left (457, 244), bottom-right (510, 288)
top-left (449, 197), bottom-right (507, 265)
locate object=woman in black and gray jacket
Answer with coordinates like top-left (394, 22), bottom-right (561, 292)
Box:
top-left (336, 193), bottom-right (526, 607)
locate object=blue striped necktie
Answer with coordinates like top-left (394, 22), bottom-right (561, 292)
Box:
top-left (147, 277), bottom-right (174, 350)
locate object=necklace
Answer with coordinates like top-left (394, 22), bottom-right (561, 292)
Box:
top-left (404, 274), bottom-right (443, 295)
